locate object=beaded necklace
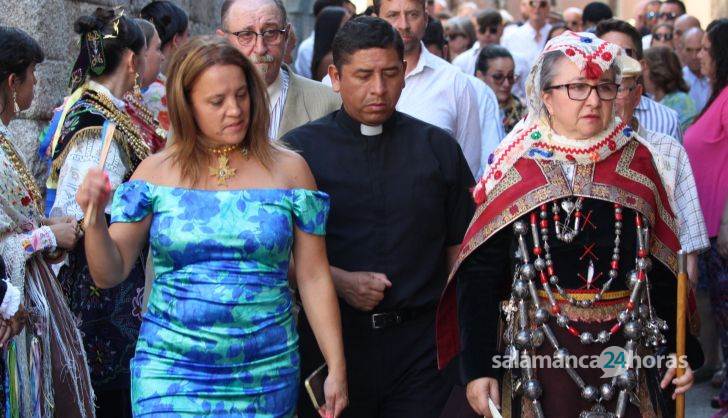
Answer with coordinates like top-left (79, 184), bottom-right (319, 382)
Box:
top-left (0, 130), bottom-right (43, 214)
top-left (84, 89), bottom-right (150, 164)
top-left (505, 200), bottom-right (668, 418)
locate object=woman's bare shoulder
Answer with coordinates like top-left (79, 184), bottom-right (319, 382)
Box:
top-left (130, 149), bottom-right (176, 183)
top-left (273, 147), bottom-right (317, 190)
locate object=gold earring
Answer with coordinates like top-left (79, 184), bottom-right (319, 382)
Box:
top-left (12, 89), bottom-right (19, 114)
top-left (133, 73), bottom-right (142, 97)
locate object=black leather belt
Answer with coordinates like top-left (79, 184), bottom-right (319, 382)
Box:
top-left (348, 306), bottom-right (434, 330)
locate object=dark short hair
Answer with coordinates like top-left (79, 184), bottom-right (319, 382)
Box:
top-left (662, 0), bottom-right (686, 14)
top-left (595, 19), bottom-right (643, 59)
top-left (0, 26), bottom-right (44, 85)
top-left (583, 2), bottom-right (613, 26)
top-left (332, 16), bottom-right (404, 68)
top-left (422, 15), bottom-right (446, 49)
top-left (372, 0), bottom-right (426, 15)
top-left (141, 1), bottom-right (189, 48)
top-left (475, 44), bottom-right (512, 75)
top-left (475, 9), bottom-right (502, 34)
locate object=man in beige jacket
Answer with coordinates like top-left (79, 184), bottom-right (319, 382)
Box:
top-left (218, 0), bottom-right (341, 139)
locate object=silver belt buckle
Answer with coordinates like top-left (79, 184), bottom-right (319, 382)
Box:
top-left (371, 313), bottom-right (388, 329)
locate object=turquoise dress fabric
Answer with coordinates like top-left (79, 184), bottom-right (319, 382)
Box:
top-left (660, 91), bottom-right (697, 132)
top-left (110, 180), bottom-right (329, 417)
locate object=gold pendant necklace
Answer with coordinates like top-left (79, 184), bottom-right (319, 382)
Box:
top-left (207, 144), bottom-right (248, 186)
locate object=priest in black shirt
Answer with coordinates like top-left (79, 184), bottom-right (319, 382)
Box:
top-left (283, 16), bottom-right (475, 418)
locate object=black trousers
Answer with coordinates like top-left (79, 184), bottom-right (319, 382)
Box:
top-left (297, 307), bottom-right (454, 418)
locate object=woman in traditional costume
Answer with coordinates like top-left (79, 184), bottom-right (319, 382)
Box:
top-left (47, 8), bottom-right (150, 417)
top-left (436, 32), bottom-right (703, 418)
top-left (139, 0), bottom-right (190, 136)
top-left (124, 18), bottom-right (166, 153)
top-left (75, 36), bottom-right (347, 417)
top-left (0, 26), bottom-right (94, 417)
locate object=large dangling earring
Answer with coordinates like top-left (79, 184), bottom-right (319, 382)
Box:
top-left (133, 73), bottom-right (142, 98)
top-left (12, 89), bottom-right (20, 114)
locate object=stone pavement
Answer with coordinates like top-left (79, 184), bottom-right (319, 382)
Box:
top-left (687, 378), bottom-right (720, 417)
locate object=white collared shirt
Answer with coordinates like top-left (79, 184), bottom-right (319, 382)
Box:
top-left (500, 21), bottom-right (552, 70)
top-left (682, 66), bottom-right (711, 113)
top-left (398, 44), bottom-right (482, 176)
top-left (321, 45), bottom-right (483, 176)
top-left (267, 67), bottom-right (290, 139)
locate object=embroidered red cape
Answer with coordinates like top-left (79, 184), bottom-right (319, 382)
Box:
top-left (436, 140), bottom-right (697, 369)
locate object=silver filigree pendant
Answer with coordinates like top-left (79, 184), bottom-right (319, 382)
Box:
top-left (578, 404), bottom-right (617, 418)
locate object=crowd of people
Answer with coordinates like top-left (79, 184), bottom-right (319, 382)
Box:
top-left (0, 0), bottom-right (727, 417)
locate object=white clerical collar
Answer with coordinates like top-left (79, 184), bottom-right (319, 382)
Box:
top-left (360, 124), bottom-right (383, 136)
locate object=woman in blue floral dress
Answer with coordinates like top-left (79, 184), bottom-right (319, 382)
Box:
top-left (75, 36), bottom-right (348, 417)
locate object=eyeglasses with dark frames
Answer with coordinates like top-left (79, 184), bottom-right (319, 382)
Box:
top-left (544, 82), bottom-right (619, 101)
top-left (657, 11), bottom-right (678, 20)
top-left (487, 72), bottom-right (520, 85)
top-left (652, 32), bottom-right (673, 41)
top-left (529, 0), bottom-right (549, 8)
top-left (225, 28), bottom-right (287, 46)
top-left (480, 26), bottom-right (499, 35)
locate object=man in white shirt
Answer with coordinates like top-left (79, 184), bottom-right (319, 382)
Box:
top-left (373, 0), bottom-right (484, 176)
top-left (500, 0), bottom-right (552, 70)
top-left (680, 27), bottom-right (711, 112)
top-left (218, 0), bottom-right (341, 139)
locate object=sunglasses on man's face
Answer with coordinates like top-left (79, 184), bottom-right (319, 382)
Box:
top-left (529, 0), bottom-right (548, 9)
top-left (646, 11), bottom-right (658, 20)
top-left (481, 26), bottom-right (499, 35)
top-left (653, 32), bottom-right (673, 41)
top-left (657, 12), bottom-right (678, 20)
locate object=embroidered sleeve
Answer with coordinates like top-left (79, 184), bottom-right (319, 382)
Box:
top-left (49, 134), bottom-right (129, 220)
top-left (19, 225), bottom-right (57, 258)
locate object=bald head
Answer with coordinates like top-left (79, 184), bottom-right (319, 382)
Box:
top-left (681, 27), bottom-right (704, 73)
top-left (674, 14), bottom-right (700, 39)
top-left (563, 7), bottom-right (583, 32)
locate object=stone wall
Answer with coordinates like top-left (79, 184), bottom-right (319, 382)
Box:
top-left (0, 0), bottom-right (311, 186)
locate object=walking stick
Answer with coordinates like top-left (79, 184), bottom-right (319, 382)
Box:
top-left (83, 121), bottom-right (116, 229)
top-left (676, 250), bottom-right (687, 418)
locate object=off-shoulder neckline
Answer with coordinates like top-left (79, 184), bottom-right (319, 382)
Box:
top-left (122, 179), bottom-right (324, 194)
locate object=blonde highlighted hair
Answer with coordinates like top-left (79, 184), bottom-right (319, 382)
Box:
top-left (165, 35), bottom-right (275, 185)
